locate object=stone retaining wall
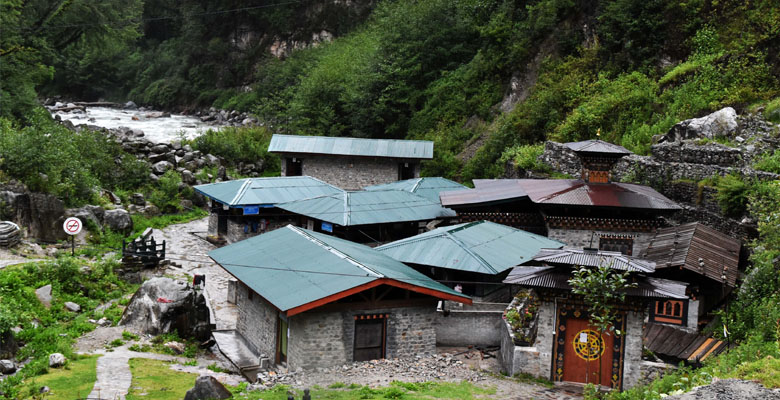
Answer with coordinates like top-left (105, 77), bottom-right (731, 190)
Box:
top-left (498, 301), bottom-right (555, 378)
top-left (433, 302), bottom-right (506, 347)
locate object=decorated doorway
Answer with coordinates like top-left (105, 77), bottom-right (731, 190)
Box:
top-left (552, 307), bottom-right (626, 389)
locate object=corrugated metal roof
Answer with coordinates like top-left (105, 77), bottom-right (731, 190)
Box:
top-left (534, 248), bottom-right (656, 273)
top-left (375, 221), bottom-right (564, 275)
top-left (641, 222), bottom-right (740, 286)
top-left (564, 140), bottom-right (632, 155)
top-left (268, 134), bottom-right (434, 159)
top-left (209, 225), bottom-right (470, 313)
top-left (504, 266), bottom-right (687, 299)
top-left (516, 179), bottom-right (681, 210)
top-left (364, 177), bottom-right (466, 203)
top-left (194, 176), bottom-right (344, 207)
top-left (276, 190), bottom-right (456, 226)
top-left (440, 180), bottom-right (529, 207)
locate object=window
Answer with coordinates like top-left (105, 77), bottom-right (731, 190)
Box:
top-left (599, 235), bottom-right (634, 255)
top-left (285, 158), bottom-right (302, 176)
top-left (398, 163), bottom-right (415, 180)
top-left (651, 300), bottom-right (686, 325)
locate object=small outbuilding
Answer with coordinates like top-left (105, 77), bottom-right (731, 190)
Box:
top-left (269, 134), bottom-right (433, 190)
top-left (364, 177), bottom-right (466, 203)
top-left (209, 225), bottom-right (471, 372)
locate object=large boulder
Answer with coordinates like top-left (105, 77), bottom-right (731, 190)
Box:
top-left (119, 277), bottom-right (210, 340)
top-left (0, 359), bottom-right (15, 374)
top-left (66, 207), bottom-right (102, 231)
top-left (663, 107), bottom-right (738, 142)
top-left (3, 191), bottom-right (66, 242)
top-left (48, 353), bottom-right (66, 368)
top-left (103, 209), bottom-right (133, 233)
top-left (0, 331), bottom-right (17, 359)
top-left (152, 161), bottom-right (174, 175)
top-left (183, 376), bottom-right (232, 400)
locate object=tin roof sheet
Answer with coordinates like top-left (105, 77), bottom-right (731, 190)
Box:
top-left (276, 190), bottom-right (456, 226)
top-left (268, 134), bottom-right (434, 159)
top-left (516, 179), bottom-right (680, 210)
top-left (564, 140), bottom-right (632, 155)
top-left (644, 323), bottom-right (728, 362)
top-left (440, 180), bottom-right (529, 207)
top-left (533, 248), bottom-right (656, 273)
top-left (364, 177), bottom-right (466, 203)
top-left (504, 266), bottom-right (687, 299)
top-left (194, 176), bottom-right (344, 207)
top-left (641, 222), bottom-right (740, 286)
top-left (209, 225), bottom-right (470, 313)
top-left (376, 221), bottom-right (564, 275)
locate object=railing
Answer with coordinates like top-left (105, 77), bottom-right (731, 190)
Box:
top-left (121, 227), bottom-right (165, 268)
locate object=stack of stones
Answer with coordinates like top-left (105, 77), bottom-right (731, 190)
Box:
top-left (0, 221), bottom-right (21, 247)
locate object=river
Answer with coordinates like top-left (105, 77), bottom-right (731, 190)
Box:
top-left (52, 106), bottom-right (220, 143)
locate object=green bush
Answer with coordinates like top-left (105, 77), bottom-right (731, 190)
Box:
top-left (754, 149), bottom-right (780, 174)
top-left (188, 126), bottom-right (279, 172)
top-left (148, 170), bottom-right (187, 213)
top-left (500, 144), bottom-right (549, 172)
top-left (715, 174), bottom-right (751, 218)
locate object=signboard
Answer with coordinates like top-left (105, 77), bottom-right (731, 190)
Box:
top-left (321, 222), bottom-right (333, 233)
top-left (243, 206), bottom-right (260, 215)
top-left (63, 217), bottom-right (83, 236)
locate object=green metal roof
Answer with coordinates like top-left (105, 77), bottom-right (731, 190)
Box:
top-left (276, 190), bottom-right (457, 226)
top-left (193, 176), bottom-right (344, 207)
top-left (268, 134), bottom-right (434, 159)
top-left (376, 221), bottom-right (565, 275)
top-left (209, 225), bottom-right (470, 313)
top-left (364, 177), bottom-right (466, 203)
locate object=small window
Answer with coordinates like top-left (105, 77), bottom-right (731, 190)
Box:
top-left (651, 300), bottom-right (686, 325)
top-left (285, 158), bottom-right (302, 176)
top-left (398, 163), bottom-right (415, 180)
top-left (599, 235), bottom-right (634, 255)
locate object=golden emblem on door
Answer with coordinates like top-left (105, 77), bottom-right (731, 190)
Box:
top-left (572, 329), bottom-right (605, 361)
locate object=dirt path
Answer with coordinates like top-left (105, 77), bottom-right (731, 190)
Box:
top-left (153, 217), bottom-right (237, 330)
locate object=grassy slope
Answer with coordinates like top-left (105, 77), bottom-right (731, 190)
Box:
top-left (18, 355), bottom-right (98, 400)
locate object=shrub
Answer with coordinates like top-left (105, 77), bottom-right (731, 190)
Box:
top-left (500, 143), bottom-right (549, 172)
top-left (188, 126), bottom-right (279, 172)
top-left (754, 149), bottom-right (780, 174)
top-left (715, 174), bottom-right (750, 218)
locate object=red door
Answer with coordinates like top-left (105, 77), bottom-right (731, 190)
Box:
top-left (561, 318), bottom-right (615, 387)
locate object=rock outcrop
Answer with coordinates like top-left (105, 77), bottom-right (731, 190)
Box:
top-left (119, 277), bottom-right (210, 340)
top-left (662, 107), bottom-right (739, 142)
top-left (183, 376), bottom-right (232, 400)
top-left (103, 209), bottom-right (133, 233)
top-left (665, 378), bottom-right (780, 399)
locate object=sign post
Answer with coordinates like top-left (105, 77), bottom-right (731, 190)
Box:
top-left (62, 217), bottom-right (83, 256)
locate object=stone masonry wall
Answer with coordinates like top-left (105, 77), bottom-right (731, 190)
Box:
top-left (287, 305), bottom-right (437, 371)
top-left (547, 229), bottom-right (656, 256)
top-left (433, 303), bottom-right (506, 347)
top-left (281, 154), bottom-right (420, 190)
top-left (236, 284), bottom-right (278, 359)
top-left (623, 310), bottom-right (646, 389)
top-left (498, 301), bottom-right (555, 378)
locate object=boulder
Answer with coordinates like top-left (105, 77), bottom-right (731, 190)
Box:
top-left (151, 144), bottom-right (170, 154)
top-left (164, 341), bottom-right (185, 354)
top-left (124, 101), bottom-right (138, 109)
top-left (663, 107), bottom-right (738, 142)
top-left (0, 359), bottom-right (15, 374)
top-left (0, 221), bottom-right (21, 247)
top-left (183, 376), bottom-right (232, 400)
top-left (35, 284), bottom-right (52, 308)
top-left (66, 207), bottom-right (101, 231)
top-left (0, 331), bottom-right (17, 359)
top-left (152, 161), bottom-right (174, 175)
top-left (103, 209), bottom-right (133, 233)
top-left (64, 302), bottom-right (81, 313)
top-left (204, 154), bottom-right (220, 167)
top-left (131, 193), bottom-right (146, 206)
top-left (10, 191), bottom-right (66, 242)
top-left (119, 277), bottom-right (211, 340)
top-left (48, 353), bottom-right (66, 368)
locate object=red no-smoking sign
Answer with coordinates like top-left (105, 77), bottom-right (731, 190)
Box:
top-left (63, 217), bottom-right (83, 236)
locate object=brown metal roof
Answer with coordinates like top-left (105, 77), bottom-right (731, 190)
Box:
top-left (515, 179), bottom-right (681, 210)
top-left (533, 248), bottom-right (656, 273)
top-left (641, 222), bottom-right (740, 286)
top-left (644, 323), bottom-right (728, 362)
top-left (504, 266), bottom-right (688, 299)
top-left (440, 180), bottom-right (528, 207)
top-left (564, 140), bottom-right (632, 155)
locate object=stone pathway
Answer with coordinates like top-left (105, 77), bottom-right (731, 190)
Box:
top-left (86, 345), bottom-right (241, 400)
top-left (154, 217), bottom-right (237, 330)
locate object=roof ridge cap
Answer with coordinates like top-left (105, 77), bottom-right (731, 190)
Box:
top-left (229, 179), bottom-right (253, 206)
top-left (287, 226), bottom-right (383, 278)
top-left (442, 230), bottom-right (498, 274)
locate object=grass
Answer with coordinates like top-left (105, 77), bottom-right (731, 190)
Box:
top-left (126, 358), bottom-right (197, 400)
top-left (230, 381), bottom-right (496, 399)
top-left (19, 355), bottom-right (98, 400)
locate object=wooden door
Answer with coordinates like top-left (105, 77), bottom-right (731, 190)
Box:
top-left (353, 318), bottom-right (385, 361)
top-left (561, 318), bottom-right (615, 387)
top-left (276, 317), bottom-right (288, 364)
top-left (552, 307), bottom-right (626, 389)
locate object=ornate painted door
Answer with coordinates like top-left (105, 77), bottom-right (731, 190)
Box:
top-left (552, 307), bottom-right (626, 389)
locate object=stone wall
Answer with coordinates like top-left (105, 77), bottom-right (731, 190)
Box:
top-left (236, 284), bottom-right (278, 359)
top-left (433, 302), bottom-right (506, 347)
top-left (498, 301), bottom-right (555, 379)
top-left (622, 310), bottom-right (646, 389)
top-left (280, 154), bottom-right (420, 190)
top-left (224, 215), bottom-right (299, 244)
top-left (547, 229), bottom-right (656, 256)
top-left (287, 305), bottom-right (437, 371)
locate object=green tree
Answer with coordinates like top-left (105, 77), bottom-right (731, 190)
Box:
top-left (569, 263), bottom-right (636, 389)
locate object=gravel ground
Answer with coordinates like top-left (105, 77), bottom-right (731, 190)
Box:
top-left (667, 379), bottom-right (780, 400)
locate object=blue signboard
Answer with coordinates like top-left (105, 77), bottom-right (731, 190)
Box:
top-left (243, 206), bottom-right (260, 215)
top-left (321, 222), bottom-right (333, 232)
